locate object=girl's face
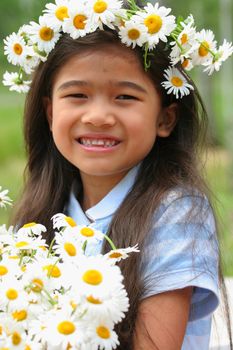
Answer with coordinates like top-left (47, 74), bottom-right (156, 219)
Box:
top-left (46, 45), bottom-right (174, 183)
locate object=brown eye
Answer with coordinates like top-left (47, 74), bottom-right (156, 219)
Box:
top-left (67, 93), bottom-right (88, 98)
top-left (116, 95), bottom-right (137, 100)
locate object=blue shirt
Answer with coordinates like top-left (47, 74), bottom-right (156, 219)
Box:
top-left (66, 165), bottom-right (219, 349)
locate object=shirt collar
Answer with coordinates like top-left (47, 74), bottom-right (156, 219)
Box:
top-left (67, 164), bottom-right (141, 224)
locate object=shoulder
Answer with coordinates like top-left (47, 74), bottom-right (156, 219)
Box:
top-left (140, 186), bottom-right (219, 320)
top-left (153, 186), bottom-right (216, 233)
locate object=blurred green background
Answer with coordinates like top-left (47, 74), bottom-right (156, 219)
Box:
top-left (0, 0), bottom-right (233, 275)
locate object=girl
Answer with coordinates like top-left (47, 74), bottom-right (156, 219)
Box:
top-left (4, 0), bottom-right (232, 349)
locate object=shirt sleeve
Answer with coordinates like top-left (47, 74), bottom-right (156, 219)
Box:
top-left (140, 192), bottom-right (220, 321)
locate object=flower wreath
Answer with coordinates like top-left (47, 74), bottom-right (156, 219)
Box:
top-left (2, 0), bottom-right (233, 98)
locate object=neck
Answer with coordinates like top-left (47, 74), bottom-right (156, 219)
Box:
top-left (80, 172), bottom-right (128, 211)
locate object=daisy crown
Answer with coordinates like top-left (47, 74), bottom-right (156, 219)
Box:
top-left (2, 0), bottom-right (233, 98)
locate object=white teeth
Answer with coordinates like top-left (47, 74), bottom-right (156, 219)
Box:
top-left (80, 138), bottom-right (118, 147)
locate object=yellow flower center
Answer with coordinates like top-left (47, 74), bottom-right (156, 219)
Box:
top-left (21, 265), bottom-right (27, 272)
top-left (82, 269), bottom-right (103, 285)
top-left (31, 278), bottom-right (44, 293)
top-left (43, 264), bottom-right (61, 278)
top-left (87, 295), bottom-right (102, 304)
top-left (128, 29), bottom-right (140, 40)
top-left (39, 246), bottom-right (47, 251)
top-left (109, 251), bottom-right (123, 259)
top-left (12, 310), bottom-right (27, 321)
top-left (73, 15), bottom-right (87, 30)
top-left (199, 41), bottom-right (210, 57)
top-left (25, 346), bottom-right (32, 350)
top-left (171, 76), bottom-right (183, 87)
top-left (6, 288), bottom-right (18, 300)
top-left (13, 43), bottom-right (23, 55)
top-left (70, 300), bottom-right (77, 310)
top-left (65, 216), bottom-right (77, 227)
top-left (182, 59), bottom-right (189, 69)
top-left (12, 332), bottom-right (21, 346)
top-left (0, 265), bottom-right (8, 276)
top-left (181, 33), bottom-right (188, 45)
top-left (93, 1), bottom-right (108, 13)
top-left (23, 222), bottom-right (36, 228)
top-left (64, 242), bottom-right (77, 256)
top-left (39, 27), bottom-right (54, 41)
top-left (55, 6), bottom-right (69, 21)
top-left (96, 326), bottom-right (110, 339)
top-left (57, 321), bottom-right (76, 335)
top-left (9, 255), bottom-right (20, 260)
top-left (144, 14), bottom-right (162, 34)
top-left (15, 241), bottom-right (29, 248)
top-left (0, 325), bottom-right (2, 335)
top-left (80, 227), bottom-right (94, 237)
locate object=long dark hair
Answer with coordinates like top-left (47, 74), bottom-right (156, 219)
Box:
top-left (11, 30), bottom-right (232, 349)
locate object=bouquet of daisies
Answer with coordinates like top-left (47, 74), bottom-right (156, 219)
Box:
top-left (0, 186), bottom-right (139, 349)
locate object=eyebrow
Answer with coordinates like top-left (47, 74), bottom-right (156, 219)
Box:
top-left (114, 81), bottom-right (147, 93)
top-left (57, 80), bottom-right (88, 91)
top-left (56, 80), bottom-right (147, 93)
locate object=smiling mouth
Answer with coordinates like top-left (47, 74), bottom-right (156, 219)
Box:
top-left (78, 138), bottom-right (120, 148)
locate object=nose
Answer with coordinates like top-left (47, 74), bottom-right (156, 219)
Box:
top-left (81, 100), bottom-right (116, 128)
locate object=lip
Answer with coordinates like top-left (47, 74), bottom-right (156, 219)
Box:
top-left (77, 133), bottom-right (121, 141)
top-left (76, 133), bottom-right (122, 152)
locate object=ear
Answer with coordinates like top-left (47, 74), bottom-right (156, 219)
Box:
top-left (156, 103), bottom-right (178, 138)
top-left (43, 97), bottom-right (53, 130)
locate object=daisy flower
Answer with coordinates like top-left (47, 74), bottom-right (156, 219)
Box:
top-left (33, 256), bottom-right (72, 290)
top-left (53, 230), bottom-right (84, 262)
top-left (104, 244), bottom-right (140, 264)
top-left (72, 255), bottom-right (123, 298)
top-left (0, 256), bottom-right (22, 280)
top-left (21, 262), bottom-right (53, 296)
top-left (35, 310), bottom-right (85, 349)
top-left (2, 71), bottom-right (31, 93)
top-left (161, 67), bottom-right (194, 99)
top-left (13, 233), bottom-right (47, 252)
top-left (0, 186), bottom-right (12, 208)
top-left (191, 29), bottom-right (217, 66)
top-left (3, 32), bottom-right (33, 67)
top-left (74, 225), bottom-right (105, 245)
top-left (26, 15), bottom-right (61, 54)
top-left (118, 20), bottom-right (148, 48)
top-left (181, 58), bottom-right (194, 71)
top-left (134, 3), bottom-right (176, 49)
top-left (0, 317), bottom-right (26, 348)
top-left (52, 213), bottom-right (78, 230)
top-left (43, 0), bottom-right (70, 30)
top-left (21, 54), bottom-right (40, 75)
top-left (82, 285), bottom-right (129, 324)
top-left (170, 22), bottom-right (198, 66)
top-left (62, 3), bottom-right (93, 39)
top-left (203, 39), bottom-right (233, 75)
top-left (17, 222), bottom-right (47, 237)
top-left (86, 319), bottom-right (119, 350)
top-left (0, 277), bottom-right (26, 309)
top-left (88, 0), bottom-right (123, 30)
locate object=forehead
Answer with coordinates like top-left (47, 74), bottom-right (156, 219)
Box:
top-left (52, 44), bottom-right (150, 86)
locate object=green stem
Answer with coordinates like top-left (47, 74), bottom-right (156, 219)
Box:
top-left (42, 287), bottom-right (58, 306)
top-left (82, 240), bottom-right (87, 253)
top-left (197, 40), bottom-right (216, 57)
top-left (102, 234), bottom-right (117, 250)
top-left (143, 43), bottom-right (151, 71)
top-left (170, 33), bottom-right (185, 54)
top-left (47, 237), bottom-right (56, 258)
top-left (47, 257), bottom-right (60, 278)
